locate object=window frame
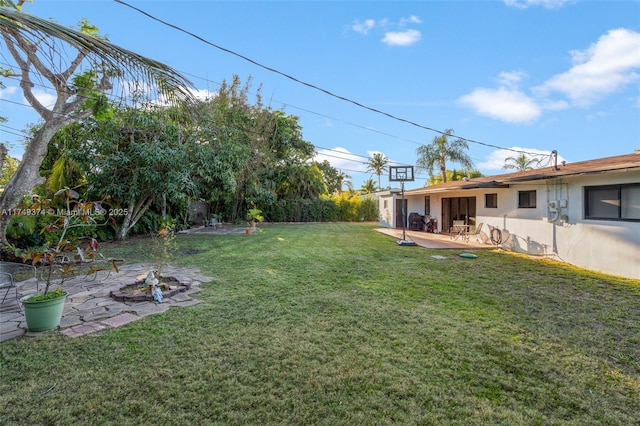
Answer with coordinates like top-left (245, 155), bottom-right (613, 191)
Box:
top-left (518, 190), bottom-right (537, 209)
top-left (584, 183), bottom-right (640, 222)
top-left (485, 193), bottom-right (497, 209)
top-left (424, 196), bottom-right (431, 216)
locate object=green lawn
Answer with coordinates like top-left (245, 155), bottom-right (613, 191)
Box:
top-left (1, 223), bottom-right (639, 425)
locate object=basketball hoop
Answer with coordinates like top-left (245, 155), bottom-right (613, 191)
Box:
top-left (389, 166), bottom-right (416, 246)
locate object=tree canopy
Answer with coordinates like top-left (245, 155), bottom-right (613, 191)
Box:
top-left (416, 129), bottom-right (474, 184)
top-left (503, 153), bottom-right (541, 171)
top-left (366, 153), bottom-right (389, 191)
top-left (0, 4), bottom-right (195, 243)
top-left (32, 75), bottom-right (341, 238)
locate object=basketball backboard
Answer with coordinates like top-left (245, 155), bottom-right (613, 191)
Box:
top-left (389, 166), bottom-right (415, 182)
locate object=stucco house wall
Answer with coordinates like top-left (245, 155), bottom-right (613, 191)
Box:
top-left (378, 153), bottom-right (640, 280)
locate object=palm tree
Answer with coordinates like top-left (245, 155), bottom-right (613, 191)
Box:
top-left (0, 3), bottom-right (195, 243)
top-left (340, 173), bottom-right (353, 193)
top-left (366, 152), bottom-right (389, 190)
top-left (416, 129), bottom-right (473, 183)
top-left (360, 178), bottom-right (377, 194)
top-left (503, 153), bottom-right (541, 171)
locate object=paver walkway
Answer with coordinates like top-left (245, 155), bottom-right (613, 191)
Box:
top-left (0, 263), bottom-right (211, 343)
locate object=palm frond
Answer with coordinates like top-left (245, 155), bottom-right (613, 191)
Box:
top-left (0, 7), bottom-right (196, 105)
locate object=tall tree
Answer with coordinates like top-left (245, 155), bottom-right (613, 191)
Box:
top-left (428, 169), bottom-right (483, 185)
top-left (366, 152), bottom-right (389, 190)
top-left (316, 160), bottom-right (349, 194)
top-left (415, 129), bottom-right (474, 184)
top-left (68, 107), bottom-right (195, 240)
top-left (0, 4), bottom-right (194, 243)
top-left (503, 153), bottom-right (541, 171)
top-left (360, 178), bottom-right (377, 194)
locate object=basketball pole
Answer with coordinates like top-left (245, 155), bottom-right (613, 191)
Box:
top-left (396, 179), bottom-right (416, 246)
top-left (389, 165), bottom-right (416, 247)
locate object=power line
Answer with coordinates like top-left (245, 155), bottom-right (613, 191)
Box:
top-left (1, 37), bottom-right (543, 171)
top-left (1, 21), bottom-right (547, 179)
top-left (0, 124), bottom-right (28, 139)
top-left (281, 103), bottom-right (424, 147)
top-left (114, 0), bottom-right (549, 160)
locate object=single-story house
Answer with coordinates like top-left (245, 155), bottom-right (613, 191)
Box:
top-left (377, 151), bottom-right (640, 280)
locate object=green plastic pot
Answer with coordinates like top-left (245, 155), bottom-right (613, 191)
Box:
top-left (20, 292), bottom-right (67, 332)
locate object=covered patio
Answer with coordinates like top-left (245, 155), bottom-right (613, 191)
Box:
top-left (375, 228), bottom-right (494, 250)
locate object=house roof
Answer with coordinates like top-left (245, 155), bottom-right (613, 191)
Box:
top-left (405, 151), bottom-right (640, 194)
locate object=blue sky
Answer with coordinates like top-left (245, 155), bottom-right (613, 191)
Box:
top-left (1, 0), bottom-right (639, 190)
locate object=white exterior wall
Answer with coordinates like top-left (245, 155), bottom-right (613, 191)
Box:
top-left (389, 171), bottom-right (640, 280)
top-left (378, 193), bottom-right (394, 228)
top-left (550, 173), bottom-right (640, 280)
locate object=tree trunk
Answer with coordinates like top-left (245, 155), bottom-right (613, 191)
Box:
top-left (0, 143), bottom-right (7, 175)
top-left (440, 157), bottom-right (447, 183)
top-left (0, 121), bottom-right (69, 245)
top-left (115, 195), bottom-right (154, 240)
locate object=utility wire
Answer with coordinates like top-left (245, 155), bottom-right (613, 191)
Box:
top-left (1, 22), bottom-right (539, 179)
top-left (114, 0), bottom-right (550, 159)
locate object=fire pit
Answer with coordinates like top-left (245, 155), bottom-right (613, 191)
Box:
top-left (110, 276), bottom-right (191, 302)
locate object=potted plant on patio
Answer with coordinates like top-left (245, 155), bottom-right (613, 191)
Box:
top-left (17, 188), bottom-right (118, 332)
top-left (246, 205), bottom-right (264, 234)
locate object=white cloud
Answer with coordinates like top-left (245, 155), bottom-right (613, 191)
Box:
top-left (477, 147), bottom-right (564, 171)
top-left (399, 15), bottom-right (422, 26)
top-left (382, 29), bottom-right (422, 47)
top-left (459, 87), bottom-right (541, 123)
top-left (352, 19), bottom-right (375, 35)
top-left (32, 88), bottom-right (57, 109)
top-left (459, 28), bottom-right (640, 123)
top-left (504, 0), bottom-right (575, 9)
top-left (496, 70), bottom-right (527, 88)
top-left (352, 16), bottom-right (423, 47)
top-left (189, 88), bottom-right (217, 101)
top-left (534, 28), bottom-right (640, 106)
top-left (0, 85), bottom-right (18, 99)
top-left (314, 147), bottom-right (368, 173)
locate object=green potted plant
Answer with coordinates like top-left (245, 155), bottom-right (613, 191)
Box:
top-left (246, 205), bottom-right (264, 233)
top-left (18, 188), bottom-right (117, 332)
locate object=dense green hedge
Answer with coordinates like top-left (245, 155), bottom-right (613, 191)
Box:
top-left (261, 194), bottom-right (379, 223)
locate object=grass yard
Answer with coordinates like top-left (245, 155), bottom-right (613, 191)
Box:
top-left (1, 223), bottom-right (639, 425)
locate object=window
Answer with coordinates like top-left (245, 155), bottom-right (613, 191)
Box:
top-left (585, 184), bottom-right (640, 221)
top-left (485, 193), bottom-right (497, 208)
top-left (424, 196), bottom-right (431, 215)
top-left (518, 190), bottom-right (537, 208)
top-left (383, 200), bottom-right (388, 209)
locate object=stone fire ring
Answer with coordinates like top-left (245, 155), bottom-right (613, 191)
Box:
top-left (110, 276), bottom-right (192, 302)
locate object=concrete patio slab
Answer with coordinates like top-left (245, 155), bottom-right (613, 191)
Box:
top-left (375, 228), bottom-right (495, 250)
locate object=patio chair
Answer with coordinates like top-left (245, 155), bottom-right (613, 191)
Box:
top-left (0, 262), bottom-right (38, 306)
top-left (53, 246), bottom-right (124, 282)
top-left (450, 220), bottom-right (467, 240)
top-left (469, 222), bottom-right (484, 243)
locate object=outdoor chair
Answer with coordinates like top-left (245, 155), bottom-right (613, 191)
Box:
top-left (52, 246), bottom-right (124, 282)
top-left (469, 222), bottom-right (484, 243)
top-left (0, 262), bottom-right (38, 306)
top-left (210, 217), bottom-right (222, 229)
top-left (450, 220), bottom-right (467, 240)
